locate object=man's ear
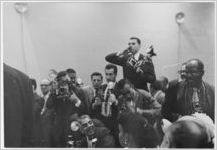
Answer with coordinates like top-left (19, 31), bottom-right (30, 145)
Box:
top-left (161, 119), bottom-right (172, 134)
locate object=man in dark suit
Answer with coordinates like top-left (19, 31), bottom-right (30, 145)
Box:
top-left (82, 72), bottom-right (104, 116)
top-left (105, 37), bottom-right (156, 91)
top-left (101, 64), bottom-right (120, 147)
top-left (162, 59), bottom-right (215, 122)
top-left (46, 71), bottom-right (86, 147)
top-left (4, 63), bottom-right (33, 147)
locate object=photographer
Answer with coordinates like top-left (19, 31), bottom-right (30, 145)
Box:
top-left (105, 37), bottom-right (156, 91)
top-left (66, 115), bottom-right (115, 148)
top-left (116, 79), bottom-right (161, 125)
top-left (46, 71), bottom-right (86, 147)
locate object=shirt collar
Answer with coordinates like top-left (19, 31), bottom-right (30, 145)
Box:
top-left (42, 91), bottom-right (50, 99)
top-left (134, 52), bottom-right (140, 60)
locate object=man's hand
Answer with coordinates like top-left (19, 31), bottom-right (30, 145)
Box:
top-left (116, 48), bottom-right (130, 58)
top-left (108, 94), bottom-right (118, 105)
top-left (70, 93), bottom-right (81, 107)
top-left (136, 107), bottom-right (144, 115)
top-left (135, 67), bottom-right (143, 74)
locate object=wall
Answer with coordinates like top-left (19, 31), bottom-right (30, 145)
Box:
top-left (3, 2), bottom-right (215, 89)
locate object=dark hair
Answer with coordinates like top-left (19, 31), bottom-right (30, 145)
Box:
top-left (91, 72), bottom-right (103, 80)
top-left (117, 112), bottom-right (160, 148)
top-left (150, 80), bottom-right (162, 91)
top-left (116, 78), bottom-right (133, 90)
top-left (130, 37), bottom-right (141, 45)
top-left (56, 71), bottom-right (67, 81)
top-left (30, 78), bottom-right (37, 90)
top-left (105, 64), bottom-right (118, 75)
top-left (66, 68), bottom-right (76, 74)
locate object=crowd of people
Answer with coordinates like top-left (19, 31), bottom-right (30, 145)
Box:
top-left (4, 37), bottom-right (215, 148)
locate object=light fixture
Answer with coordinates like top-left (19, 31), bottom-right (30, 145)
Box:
top-left (175, 12), bottom-right (185, 24)
top-left (14, 3), bottom-right (28, 14)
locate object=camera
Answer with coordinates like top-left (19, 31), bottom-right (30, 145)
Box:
top-left (126, 56), bottom-right (144, 73)
top-left (51, 80), bottom-right (72, 99)
top-left (127, 56), bottom-right (137, 68)
top-left (67, 121), bottom-right (86, 147)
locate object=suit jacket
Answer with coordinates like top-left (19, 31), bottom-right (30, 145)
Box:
top-left (4, 64), bottom-right (34, 147)
top-left (46, 87), bottom-right (86, 147)
top-left (32, 93), bottom-right (44, 146)
top-left (162, 80), bottom-right (215, 122)
top-left (105, 52), bottom-right (156, 91)
top-left (82, 85), bottom-right (95, 115)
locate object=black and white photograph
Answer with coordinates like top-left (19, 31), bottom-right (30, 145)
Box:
top-left (1, 1), bottom-right (216, 148)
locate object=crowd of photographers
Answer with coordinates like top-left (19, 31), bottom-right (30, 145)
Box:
top-left (5, 37), bottom-right (214, 148)
top-left (30, 36), bottom-right (167, 147)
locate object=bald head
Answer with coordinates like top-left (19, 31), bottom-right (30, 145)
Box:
top-left (186, 59), bottom-right (204, 72)
top-left (185, 59), bottom-right (204, 87)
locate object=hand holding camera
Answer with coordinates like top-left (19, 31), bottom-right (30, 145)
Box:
top-left (117, 47), bottom-right (132, 58)
top-left (108, 93), bottom-right (118, 105)
top-left (70, 93), bottom-right (81, 106)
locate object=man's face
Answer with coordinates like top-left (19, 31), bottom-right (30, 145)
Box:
top-left (185, 62), bottom-right (203, 87)
top-left (58, 75), bottom-right (70, 85)
top-left (40, 84), bottom-right (50, 95)
top-left (105, 69), bottom-right (116, 83)
top-left (91, 75), bottom-right (103, 89)
top-left (123, 83), bottom-right (132, 93)
top-left (119, 83), bottom-right (133, 101)
top-left (68, 72), bottom-right (77, 83)
top-left (180, 64), bottom-right (187, 80)
top-left (128, 39), bottom-right (140, 55)
top-left (80, 117), bottom-right (95, 136)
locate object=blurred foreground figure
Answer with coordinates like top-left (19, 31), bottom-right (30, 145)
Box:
top-left (4, 64), bottom-right (34, 147)
top-left (161, 113), bottom-right (215, 148)
top-left (67, 115), bottom-right (115, 148)
top-left (117, 112), bottom-right (160, 148)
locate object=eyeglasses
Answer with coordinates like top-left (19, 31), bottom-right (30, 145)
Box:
top-left (185, 70), bottom-right (203, 75)
top-left (81, 120), bottom-right (94, 128)
top-left (128, 42), bottom-right (136, 46)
